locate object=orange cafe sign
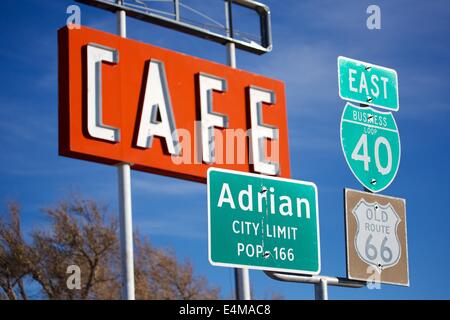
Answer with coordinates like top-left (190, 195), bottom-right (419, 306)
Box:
top-left (58, 26), bottom-right (291, 182)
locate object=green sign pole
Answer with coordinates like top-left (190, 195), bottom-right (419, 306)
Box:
top-left (340, 103), bottom-right (401, 193)
top-left (207, 168), bottom-right (320, 275)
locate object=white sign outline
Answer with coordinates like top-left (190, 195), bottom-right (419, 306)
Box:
top-left (207, 167), bottom-right (321, 275)
top-left (340, 102), bottom-right (401, 193)
top-left (337, 56), bottom-right (400, 112)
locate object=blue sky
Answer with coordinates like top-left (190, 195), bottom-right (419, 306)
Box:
top-left (0, 0), bottom-right (449, 299)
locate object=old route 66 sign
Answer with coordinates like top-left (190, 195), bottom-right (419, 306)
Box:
top-left (344, 189), bottom-right (409, 286)
top-left (352, 200), bottom-right (400, 269)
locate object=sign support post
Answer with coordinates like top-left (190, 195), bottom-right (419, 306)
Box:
top-left (314, 278), bottom-right (328, 300)
top-left (116, 0), bottom-right (135, 300)
top-left (225, 0), bottom-right (251, 301)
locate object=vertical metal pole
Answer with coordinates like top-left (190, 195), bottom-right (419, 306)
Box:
top-left (117, 2), bottom-right (126, 38)
top-left (225, 0), bottom-right (250, 301)
top-left (314, 278), bottom-right (329, 300)
top-left (116, 0), bottom-right (135, 301)
top-left (234, 267), bottom-right (251, 300)
top-left (118, 163), bottom-right (135, 300)
top-left (225, 0), bottom-right (234, 39)
top-left (174, 0), bottom-right (180, 21)
top-left (226, 42), bottom-right (236, 68)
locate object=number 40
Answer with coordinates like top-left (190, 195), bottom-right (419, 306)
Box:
top-left (351, 134), bottom-right (392, 175)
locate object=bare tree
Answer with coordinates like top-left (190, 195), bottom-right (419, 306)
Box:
top-left (29, 197), bottom-right (120, 299)
top-left (134, 236), bottom-right (219, 300)
top-left (0, 197), bottom-right (220, 300)
top-left (0, 203), bottom-right (31, 300)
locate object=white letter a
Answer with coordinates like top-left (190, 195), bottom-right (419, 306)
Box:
top-left (137, 60), bottom-right (180, 155)
top-left (218, 183), bottom-right (235, 209)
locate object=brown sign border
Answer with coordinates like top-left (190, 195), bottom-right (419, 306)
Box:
top-left (344, 188), bottom-right (409, 286)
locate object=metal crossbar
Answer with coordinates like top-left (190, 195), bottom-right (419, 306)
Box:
top-left (76, 0), bottom-right (272, 54)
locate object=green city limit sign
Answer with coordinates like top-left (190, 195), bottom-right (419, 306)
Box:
top-left (341, 103), bottom-right (401, 193)
top-left (207, 168), bottom-right (320, 275)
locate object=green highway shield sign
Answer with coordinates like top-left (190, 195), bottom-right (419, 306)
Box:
top-left (207, 168), bottom-right (320, 275)
top-left (341, 103), bottom-right (401, 193)
top-left (338, 56), bottom-right (399, 111)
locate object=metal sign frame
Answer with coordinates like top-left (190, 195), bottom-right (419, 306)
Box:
top-left (265, 271), bottom-right (365, 300)
top-left (75, 0), bottom-right (272, 54)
